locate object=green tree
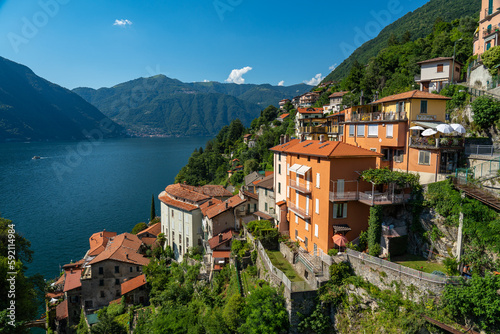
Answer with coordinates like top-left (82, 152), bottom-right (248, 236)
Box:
top-left (244, 159), bottom-right (259, 175)
top-left (131, 222), bottom-right (148, 235)
top-left (368, 206), bottom-right (383, 256)
top-left (481, 46), bottom-right (500, 75)
top-left (222, 294), bottom-right (246, 331)
top-left (471, 96), bottom-right (500, 128)
top-left (90, 311), bottom-right (126, 334)
top-left (150, 194), bottom-right (156, 221)
top-left (239, 285), bottom-right (289, 334)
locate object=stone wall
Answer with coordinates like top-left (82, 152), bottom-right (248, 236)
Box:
top-left (346, 252), bottom-right (446, 302)
top-left (469, 64), bottom-right (492, 90)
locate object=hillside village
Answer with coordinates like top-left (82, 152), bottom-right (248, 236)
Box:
top-left (41, 2), bottom-right (500, 334)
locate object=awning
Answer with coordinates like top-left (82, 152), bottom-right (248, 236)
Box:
top-left (212, 250), bottom-right (231, 258)
top-left (289, 164), bottom-right (301, 173)
top-left (431, 78), bottom-right (449, 82)
top-left (296, 165), bottom-right (311, 176)
top-left (413, 121), bottom-right (446, 130)
top-left (333, 224), bottom-right (352, 233)
top-left (254, 211), bottom-right (274, 220)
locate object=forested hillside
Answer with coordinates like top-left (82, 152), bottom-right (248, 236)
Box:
top-left (323, 0), bottom-right (480, 82)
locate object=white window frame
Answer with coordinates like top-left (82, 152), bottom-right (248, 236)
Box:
top-left (305, 221), bottom-right (309, 231)
top-left (315, 198), bottom-right (319, 214)
top-left (357, 124), bottom-right (365, 137)
top-left (295, 215), bottom-right (298, 224)
top-left (287, 163), bottom-right (290, 176)
top-left (386, 124), bottom-right (393, 138)
top-left (418, 150), bottom-right (431, 165)
top-left (287, 186), bottom-right (290, 198)
top-left (333, 203), bottom-right (348, 219)
top-left (349, 125), bottom-right (355, 137)
top-left (316, 173), bottom-right (320, 188)
top-left (368, 124), bottom-right (378, 137)
top-left (314, 224), bottom-right (319, 238)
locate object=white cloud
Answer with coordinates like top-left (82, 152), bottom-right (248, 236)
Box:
top-left (113, 19), bottom-right (133, 27)
top-left (278, 80), bottom-right (285, 86)
top-left (203, 79), bottom-right (209, 82)
top-left (329, 63), bottom-right (337, 71)
top-left (225, 66), bottom-right (252, 84)
top-left (304, 73), bottom-right (324, 86)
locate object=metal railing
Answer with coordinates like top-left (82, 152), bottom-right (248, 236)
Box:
top-left (298, 126), bottom-right (327, 134)
top-left (346, 111), bottom-right (407, 122)
top-left (256, 240), bottom-right (311, 292)
top-left (289, 179), bottom-right (311, 194)
top-left (456, 157), bottom-right (500, 184)
top-left (409, 136), bottom-right (464, 149)
top-left (287, 201), bottom-right (310, 219)
top-left (358, 192), bottom-right (410, 205)
top-left (345, 249), bottom-right (462, 285)
top-left (465, 144), bottom-right (496, 156)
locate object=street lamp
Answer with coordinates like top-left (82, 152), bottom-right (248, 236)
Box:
top-left (452, 38), bottom-right (463, 84)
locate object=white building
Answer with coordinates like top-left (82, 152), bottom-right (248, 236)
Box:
top-left (323, 91), bottom-right (348, 114)
top-left (416, 57), bottom-right (463, 93)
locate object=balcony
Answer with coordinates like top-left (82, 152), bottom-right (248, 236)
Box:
top-left (329, 191), bottom-right (358, 202)
top-left (483, 25), bottom-right (499, 37)
top-left (329, 180), bottom-right (411, 206)
top-left (288, 201), bottom-right (311, 220)
top-left (289, 179), bottom-right (312, 194)
top-left (298, 126), bottom-right (327, 135)
top-left (345, 111), bottom-right (407, 122)
top-left (358, 192), bottom-right (410, 206)
top-left (409, 136), bottom-right (464, 150)
top-left (327, 125), bottom-right (341, 134)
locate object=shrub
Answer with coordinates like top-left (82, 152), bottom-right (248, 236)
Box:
top-left (471, 96), bottom-right (500, 128)
top-left (251, 250), bottom-right (257, 264)
top-left (131, 222), bottom-right (148, 234)
top-left (368, 206), bottom-right (383, 256)
top-left (246, 265), bottom-right (257, 277)
top-left (329, 262), bottom-right (352, 286)
top-left (443, 257), bottom-right (459, 276)
top-left (358, 230), bottom-right (368, 252)
top-left (328, 249), bottom-right (339, 256)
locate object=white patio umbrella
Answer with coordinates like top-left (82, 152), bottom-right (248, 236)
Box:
top-left (422, 129), bottom-right (437, 136)
top-left (409, 126), bottom-right (425, 130)
top-left (450, 123), bottom-right (466, 134)
top-left (436, 123), bottom-right (454, 134)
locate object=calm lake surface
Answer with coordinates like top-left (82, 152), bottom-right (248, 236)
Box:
top-left (0, 137), bottom-right (210, 279)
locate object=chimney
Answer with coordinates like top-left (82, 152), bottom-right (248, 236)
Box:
top-left (280, 135), bottom-right (284, 145)
top-left (225, 202), bottom-right (228, 209)
top-left (285, 134), bottom-right (290, 143)
top-left (319, 134), bottom-right (325, 143)
top-left (219, 234), bottom-right (223, 243)
top-left (300, 134), bottom-right (305, 142)
top-left (125, 253), bottom-right (129, 259)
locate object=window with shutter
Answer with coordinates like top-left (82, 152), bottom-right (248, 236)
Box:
top-left (315, 198), bottom-right (319, 214)
top-left (437, 64), bottom-right (444, 73)
top-left (420, 100), bottom-right (428, 114)
top-left (368, 124), bottom-right (378, 137)
top-left (357, 125), bottom-right (365, 137)
top-left (315, 224), bottom-right (318, 238)
top-left (316, 173), bottom-right (320, 188)
top-left (386, 124), bottom-right (393, 138)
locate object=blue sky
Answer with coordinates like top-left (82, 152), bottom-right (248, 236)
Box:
top-left (0, 0), bottom-right (429, 89)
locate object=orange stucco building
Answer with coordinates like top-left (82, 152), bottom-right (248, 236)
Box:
top-left (270, 139), bottom-right (382, 255)
top-left (474, 0), bottom-right (500, 56)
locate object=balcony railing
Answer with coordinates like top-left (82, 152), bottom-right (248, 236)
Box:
top-left (329, 191), bottom-right (358, 202)
top-left (287, 201), bottom-right (311, 219)
top-left (409, 136), bottom-right (464, 149)
top-left (483, 25), bottom-right (499, 37)
top-left (327, 125), bottom-right (341, 134)
top-left (346, 111), bottom-right (407, 122)
top-left (358, 192), bottom-right (410, 206)
top-left (289, 179), bottom-right (311, 194)
top-left (298, 126), bottom-right (327, 134)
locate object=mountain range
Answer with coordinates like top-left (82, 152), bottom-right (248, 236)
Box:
top-left (0, 56), bottom-right (123, 142)
top-left (73, 77), bottom-right (310, 137)
top-left (323, 0), bottom-right (481, 82)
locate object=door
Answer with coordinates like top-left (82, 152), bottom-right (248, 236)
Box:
top-left (422, 82), bottom-right (430, 92)
top-left (337, 179), bottom-right (344, 199)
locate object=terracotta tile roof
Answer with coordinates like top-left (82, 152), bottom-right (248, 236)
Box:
top-left (165, 184), bottom-right (211, 203)
top-left (89, 233), bottom-right (150, 266)
top-left (199, 185), bottom-right (233, 197)
top-left (256, 173), bottom-right (273, 190)
top-left (140, 237), bottom-right (157, 246)
top-left (137, 223), bottom-right (161, 238)
top-left (62, 259), bottom-right (84, 269)
top-left (206, 195), bottom-right (246, 219)
top-left (109, 298), bottom-right (122, 305)
top-left (56, 300), bottom-right (68, 320)
top-left (88, 231), bottom-right (117, 256)
top-left (213, 264), bottom-right (223, 271)
top-left (121, 274), bottom-right (147, 295)
top-left (212, 250), bottom-right (231, 258)
top-left (298, 108), bottom-right (324, 114)
top-left (46, 291), bottom-right (64, 299)
top-left (276, 200), bottom-right (286, 206)
top-left (208, 230), bottom-right (238, 249)
top-left (372, 90), bottom-right (451, 104)
top-left (158, 191), bottom-right (199, 211)
top-left (329, 91), bottom-right (349, 98)
top-left (200, 198), bottom-right (223, 216)
top-left (283, 140), bottom-right (383, 158)
top-left (54, 274), bottom-right (65, 287)
top-left (269, 139), bottom-right (301, 153)
top-left (278, 113), bottom-right (289, 119)
top-left (63, 269), bottom-right (82, 292)
top-left (417, 57), bottom-right (463, 66)
top-left (242, 190), bottom-right (258, 200)
top-left (327, 110), bottom-right (347, 118)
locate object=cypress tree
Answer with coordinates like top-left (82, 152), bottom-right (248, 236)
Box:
top-left (150, 194), bottom-right (156, 222)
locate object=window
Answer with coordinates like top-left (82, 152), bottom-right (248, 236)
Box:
top-left (295, 215), bottom-right (298, 224)
top-left (316, 173), bottom-right (320, 188)
top-left (315, 224), bottom-right (319, 238)
top-left (386, 124), bottom-right (393, 138)
top-left (315, 198), bottom-right (319, 214)
top-left (487, 41), bottom-right (492, 51)
top-left (489, 0), bottom-right (493, 14)
top-left (437, 64), bottom-right (444, 73)
top-left (420, 100), bottom-right (428, 114)
top-left (396, 101), bottom-right (404, 113)
top-left (265, 202), bottom-right (268, 212)
top-left (368, 124), bottom-right (378, 137)
top-left (333, 203), bottom-right (348, 219)
top-left (100, 291), bottom-right (105, 298)
top-left (349, 125), bottom-right (355, 137)
top-left (172, 231), bottom-right (175, 241)
top-left (370, 148), bottom-right (377, 152)
top-left (307, 156), bottom-right (310, 162)
top-left (295, 229), bottom-right (298, 239)
top-left (115, 279), bottom-right (120, 285)
top-left (357, 125), bottom-right (365, 137)
top-left (278, 182), bottom-right (281, 194)
top-left (99, 279), bottom-right (104, 286)
top-left (98, 267), bottom-right (103, 275)
top-left (287, 186), bottom-right (290, 198)
top-left (129, 267), bottom-right (133, 272)
top-left (179, 246), bottom-right (182, 255)
top-left (278, 164), bottom-right (281, 175)
top-left (253, 204), bottom-right (257, 212)
top-left (287, 163), bottom-right (290, 176)
top-left (419, 150), bottom-right (431, 165)
top-left (278, 152), bottom-right (281, 161)
top-left (186, 237), bottom-right (189, 249)
top-left (178, 212), bottom-right (182, 221)
top-left (265, 189), bottom-right (268, 196)
top-left (317, 157), bottom-right (320, 163)
top-left (305, 237), bottom-right (308, 248)
top-left (305, 221), bottom-right (309, 231)
top-left (179, 234), bottom-right (182, 244)
top-left (114, 266), bottom-right (119, 273)
top-left (382, 148), bottom-right (392, 161)
top-left (394, 150), bottom-right (404, 163)
top-left (137, 266), bottom-right (140, 272)
top-left (116, 290), bottom-right (120, 297)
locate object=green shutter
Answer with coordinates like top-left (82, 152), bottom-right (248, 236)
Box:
top-left (489, 0), bottom-right (493, 15)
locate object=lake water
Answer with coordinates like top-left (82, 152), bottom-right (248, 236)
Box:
top-left (0, 137), bottom-right (209, 279)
